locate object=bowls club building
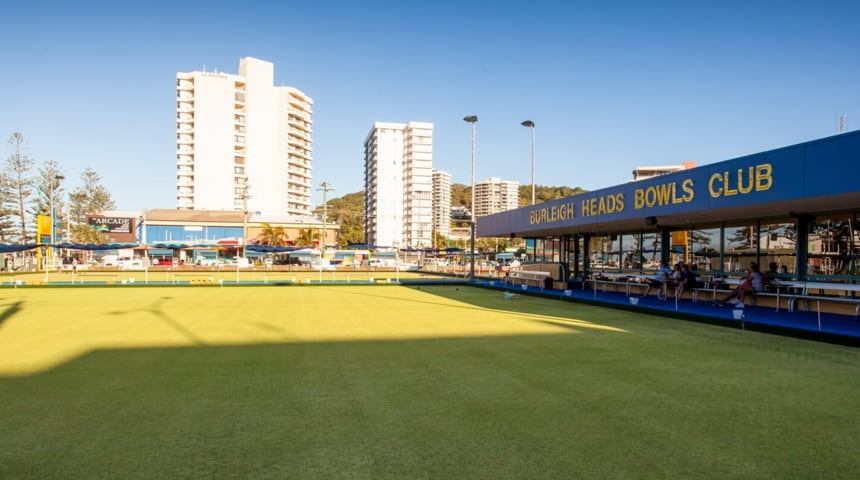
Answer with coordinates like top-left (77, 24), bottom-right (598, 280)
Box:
top-left (478, 130), bottom-right (860, 286)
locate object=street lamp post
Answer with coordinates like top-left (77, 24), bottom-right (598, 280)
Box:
top-left (521, 120), bottom-right (536, 205)
top-left (318, 181), bottom-right (333, 280)
top-left (49, 175), bottom-right (64, 270)
top-left (241, 181), bottom-right (250, 259)
top-left (463, 115), bottom-right (478, 281)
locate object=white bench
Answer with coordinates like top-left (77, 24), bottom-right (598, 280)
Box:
top-left (587, 275), bottom-right (642, 296)
top-left (788, 282), bottom-right (860, 318)
top-left (506, 269), bottom-right (551, 287)
top-left (692, 280), bottom-right (792, 311)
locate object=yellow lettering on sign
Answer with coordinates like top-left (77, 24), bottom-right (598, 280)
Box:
top-left (529, 202), bottom-right (575, 225)
top-left (581, 194), bottom-right (624, 217)
top-left (634, 180), bottom-right (694, 209)
top-left (681, 178), bottom-right (694, 202)
top-left (710, 163), bottom-right (773, 198)
top-left (755, 163), bottom-right (773, 191)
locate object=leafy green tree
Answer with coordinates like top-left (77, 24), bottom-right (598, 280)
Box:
top-left (294, 227), bottom-right (319, 247)
top-left (0, 173), bottom-right (17, 242)
top-left (258, 223), bottom-right (289, 246)
top-left (451, 183), bottom-right (471, 209)
top-left (30, 160), bottom-right (66, 242)
top-left (67, 168), bottom-right (116, 243)
top-left (4, 133), bottom-right (36, 242)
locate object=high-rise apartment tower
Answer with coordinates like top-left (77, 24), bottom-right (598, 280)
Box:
top-left (363, 122), bottom-right (433, 249)
top-left (474, 177), bottom-right (520, 216)
top-left (176, 57), bottom-right (313, 215)
top-left (432, 169), bottom-right (452, 241)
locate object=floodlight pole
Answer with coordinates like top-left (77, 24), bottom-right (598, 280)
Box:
top-left (46, 174), bottom-right (64, 281)
top-left (464, 115), bottom-right (478, 281)
top-left (318, 181), bottom-right (333, 282)
top-left (521, 120), bottom-right (536, 205)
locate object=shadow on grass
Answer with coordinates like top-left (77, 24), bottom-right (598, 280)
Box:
top-left (107, 296), bottom-right (207, 346)
top-left (2, 333), bottom-right (859, 480)
top-left (3, 284), bottom-right (859, 478)
top-left (0, 300), bottom-right (23, 329)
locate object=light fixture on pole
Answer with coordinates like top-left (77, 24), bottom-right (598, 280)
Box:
top-left (521, 120), bottom-right (536, 205)
top-left (463, 115), bottom-right (478, 281)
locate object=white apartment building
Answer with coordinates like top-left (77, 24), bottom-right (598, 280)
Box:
top-left (364, 122), bottom-right (433, 249)
top-left (176, 57), bottom-right (314, 216)
top-left (474, 177), bottom-right (520, 217)
top-left (432, 169), bottom-right (452, 241)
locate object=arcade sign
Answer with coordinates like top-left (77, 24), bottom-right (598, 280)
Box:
top-left (87, 216), bottom-right (134, 234)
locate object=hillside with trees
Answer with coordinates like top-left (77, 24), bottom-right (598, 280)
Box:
top-left (312, 190), bottom-right (365, 246)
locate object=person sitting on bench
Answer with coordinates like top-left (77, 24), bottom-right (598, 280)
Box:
top-left (715, 262), bottom-right (764, 306)
top-left (642, 261), bottom-right (671, 300)
top-left (676, 263), bottom-right (704, 301)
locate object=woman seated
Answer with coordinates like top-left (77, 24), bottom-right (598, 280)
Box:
top-left (715, 262), bottom-right (764, 306)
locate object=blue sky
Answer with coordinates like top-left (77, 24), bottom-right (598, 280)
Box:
top-left (2, 1), bottom-right (858, 210)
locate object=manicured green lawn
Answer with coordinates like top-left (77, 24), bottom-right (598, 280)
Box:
top-left (1, 285), bottom-right (858, 479)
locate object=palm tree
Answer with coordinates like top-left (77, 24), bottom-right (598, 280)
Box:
top-left (294, 227), bottom-right (319, 247)
top-left (258, 223), bottom-right (289, 246)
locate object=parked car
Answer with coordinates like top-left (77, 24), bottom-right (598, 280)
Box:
top-left (118, 257), bottom-right (143, 270)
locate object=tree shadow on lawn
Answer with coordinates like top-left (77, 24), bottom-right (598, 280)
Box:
top-left (0, 301), bottom-right (23, 329)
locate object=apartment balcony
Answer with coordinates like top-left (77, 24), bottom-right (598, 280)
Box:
top-left (176, 167), bottom-right (193, 176)
top-left (288, 119), bottom-right (312, 131)
top-left (288, 184), bottom-right (308, 194)
top-left (177, 113), bottom-right (193, 124)
top-left (288, 154), bottom-right (312, 165)
top-left (177, 188), bottom-right (193, 198)
top-left (177, 155), bottom-right (193, 166)
top-left (177, 103), bottom-right (194, 113)
top-left (177, 146), bottom-right (194, 155)
top-left (177, 136), bottom-right (194, 145)
top-left (292, 115), bottom-right (313, 130)
top-left (176, 179), bottom-right (194, 188)
top-left (287, 100), bottom-right (312, 114)
top-left (287, 145), bottom-right (312, 155)
top-left (287, 192), bottom-right (311, 203)
top-left (287, 163), bottom-right (310, 173)
top-left (287, 138), bottom-right (310, 150)
top-left (288, 172), bottom-right (309, 181)
top-left (176, 125), bottom-right (194, 134)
